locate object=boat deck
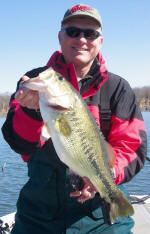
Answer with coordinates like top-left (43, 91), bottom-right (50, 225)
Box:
top-left (131, 195), bottom-right (150, 234)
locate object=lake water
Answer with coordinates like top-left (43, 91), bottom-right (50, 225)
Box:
top-left (0, 112), bottom-right (150, 216)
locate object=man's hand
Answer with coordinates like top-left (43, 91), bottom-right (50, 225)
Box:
top-left (70, 176), bottom-right (97, 203)
top-left (15, 76), bottom-right (39, 110)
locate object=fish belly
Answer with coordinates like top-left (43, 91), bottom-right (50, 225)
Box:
top-left (41, 101), bottom-right (115, 201)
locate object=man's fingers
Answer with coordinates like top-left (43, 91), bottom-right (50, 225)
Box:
top-left (15, 87), bottom-right (31, 101)
top-left (70, 191), bottom-right (82, 197)
top-left (77, 190), bottom-right (96, 203)
top-left (82, 177), bottom-right (97, 191)
top-left (22, 75), bottom-right (30, 81)
top-left (15, 87), bottom-right (39, 109)
top-left (15, 88), bottom-right (28, 101)
top-left (70, 176), bottom-right (97, 203)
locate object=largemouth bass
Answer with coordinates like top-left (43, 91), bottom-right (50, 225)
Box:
top-left (21, 67), bottom-right (134, 224)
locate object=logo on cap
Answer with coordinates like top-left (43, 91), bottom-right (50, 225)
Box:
top-left (70, 5), bottom-right (92, 13)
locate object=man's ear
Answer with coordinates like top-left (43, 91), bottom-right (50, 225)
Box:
top-left (99, 37), bottom-right (103, 46)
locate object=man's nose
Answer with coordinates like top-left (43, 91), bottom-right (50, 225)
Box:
top-left (77, 32), bottom-right (87, 41)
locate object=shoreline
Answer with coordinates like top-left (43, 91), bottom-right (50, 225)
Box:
top-left (0, 110), bottom-right (150, 118)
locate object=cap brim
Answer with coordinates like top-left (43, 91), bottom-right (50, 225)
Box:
top-left (61, 14), bottom-right (101, 27)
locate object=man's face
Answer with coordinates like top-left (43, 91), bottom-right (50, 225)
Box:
top-left (58, 17), bottom-right (103, 68)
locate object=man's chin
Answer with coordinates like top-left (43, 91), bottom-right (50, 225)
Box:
top-left (73, 57), bottom-right (88, 66)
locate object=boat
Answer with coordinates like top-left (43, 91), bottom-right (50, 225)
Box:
top-left (0, 212), bottom-right (15, 233)
top-left (0, 195), bottom-right (150, 234)
top-left (130, 194), bottom-right (150, 234)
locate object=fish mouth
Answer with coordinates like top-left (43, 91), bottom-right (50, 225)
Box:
top-left (48, 104), bottom-right (69, 111)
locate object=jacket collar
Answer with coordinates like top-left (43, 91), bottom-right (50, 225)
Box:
top-left (46, 51), bottom-right (109, 99)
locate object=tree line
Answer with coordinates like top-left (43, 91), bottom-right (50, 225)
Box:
top-left (0, 86), bottom-right (150, 116)
top-left (133, 86), bottom-right (150, 110)
top-left (0, 93), bottom-right (11, 116)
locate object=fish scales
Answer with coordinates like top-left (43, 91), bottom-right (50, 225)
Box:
top-left (21, 67), bottom-right (134, 224)
top-left (48, 89), bottom-right (123, 206)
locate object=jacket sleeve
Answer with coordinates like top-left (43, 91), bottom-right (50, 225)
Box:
top-left (108, 77), bottom-right (147, 185)
top-left (1, 66), bottom-right (48, 160)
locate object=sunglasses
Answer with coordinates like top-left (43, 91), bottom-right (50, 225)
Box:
top-left (62, 27), bottom-right (101, 40)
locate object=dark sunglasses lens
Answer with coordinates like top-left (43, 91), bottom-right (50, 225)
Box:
top-left (65, 27), bottom-right (100, 39)
top-left (66, 27), bottom-right (80, 37)
top-left (85, 29), bottom-right (100, 39)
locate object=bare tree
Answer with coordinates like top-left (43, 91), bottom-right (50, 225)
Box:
top-left (0, 93), bottom-right (11, 115)
top-left (133, 86), bottom-right (150, 111)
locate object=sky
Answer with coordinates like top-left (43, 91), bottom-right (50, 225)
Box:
top-left (0, 0), bottom-right (150, 93)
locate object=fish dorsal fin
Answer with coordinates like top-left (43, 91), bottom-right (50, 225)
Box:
top-left (40, 123), bottom-right (51, 141)
top-left (54, 116), bottom-right (72, 136)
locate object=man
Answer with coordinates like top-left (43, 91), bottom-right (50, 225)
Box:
top-left (2, 4), bottom-right (147, 234)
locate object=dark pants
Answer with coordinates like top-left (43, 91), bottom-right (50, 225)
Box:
top-left (11, 141), bottom-right (134, 234)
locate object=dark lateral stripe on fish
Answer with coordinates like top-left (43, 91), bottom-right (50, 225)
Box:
top-left (70, 117), bottom-right (80, 122)
top-left (88, 154), bottom-right (112, 192)
top-left (84, 147), bottom-right (94, 155)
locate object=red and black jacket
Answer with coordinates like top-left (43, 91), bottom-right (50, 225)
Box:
top-left (2, 51), bottom-right (147, 185)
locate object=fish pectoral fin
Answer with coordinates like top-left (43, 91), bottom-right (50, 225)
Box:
top-left (40, 123), bottom-right (51, 141)
top-left (54, 116), bottom-right (72, 136)
top-left (109, 191), bottom-right (134, 224)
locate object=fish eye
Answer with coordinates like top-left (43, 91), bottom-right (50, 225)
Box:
top-left (58, 76), bottom-right (64, 81)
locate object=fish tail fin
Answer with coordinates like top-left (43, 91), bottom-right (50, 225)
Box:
top-left (109, 191), bottom-right (134, 224)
